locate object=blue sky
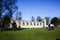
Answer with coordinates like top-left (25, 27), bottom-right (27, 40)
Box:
top-left (17, 0), bottom-right (60, 20)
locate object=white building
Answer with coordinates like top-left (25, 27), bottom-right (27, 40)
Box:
top-left (10, 18), bottom-right (47, 28)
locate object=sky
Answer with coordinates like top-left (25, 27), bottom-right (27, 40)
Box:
top-left (17, 0), bottom-right (60, 20)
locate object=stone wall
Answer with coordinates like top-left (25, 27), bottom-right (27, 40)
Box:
top-left (10, 18), bottom-right (46, 28)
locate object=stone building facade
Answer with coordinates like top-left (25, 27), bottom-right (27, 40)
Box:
top-left (10, 18), bottom-right (46, 28)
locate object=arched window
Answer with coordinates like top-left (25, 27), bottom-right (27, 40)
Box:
top-left (37, 23), bottom-right (39, 25)
top-left (34, 23), bottom-right (35, 25)
top-left (40, 22), bottom-right (42, 26)
top-left (23, 22), bottom-right (25, 25)
top-left (27, 22), bottom-right (29, 25)
top-left (30, 22), bottom-right (32, 25)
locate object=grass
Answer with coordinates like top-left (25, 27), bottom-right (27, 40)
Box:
top-left (0, 27), bottom-right (60, 40)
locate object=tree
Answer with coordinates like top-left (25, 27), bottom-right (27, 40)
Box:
top-left (1, 15), bottom-right (11, 28)
top-left (19, 12), bottom-right (22, 20)
top-left (58, 17), bottom-right (60, 25)
top-left (15, 11), bottom-right (22, 28)
top-left (59, 20), bottom-right (60, 25)
top-left (0, 0), bottom-right (18, 18)
top-left (59, 17), bottom-right (60, 20)
top-left (31, 16), bottom-right (35, 21)
top-left (16, 11), bottom-right (22, 20)
top-left (0, 0), bottom-right (2, 18)
top-left (37, 16), bottom-right (42, 22)
top-left (45, 17), bottom-right (50, 25)
top-left (0, 0), bottom-right (18, 29)
top-left (12, 20), bottom-right (17, 29)
top-left (50, 17), bottom-right (59, 27)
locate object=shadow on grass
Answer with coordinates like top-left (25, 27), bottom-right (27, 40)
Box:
top-left (0, 28), bottom-right (26, 31)
top-left (56, 38), bottom-right (60, 40)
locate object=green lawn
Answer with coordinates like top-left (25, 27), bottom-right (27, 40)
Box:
top-left (0, 27), bottom-right (60, 40)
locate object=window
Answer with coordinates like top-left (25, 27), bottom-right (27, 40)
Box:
top-left (23, 22), bottom-right (25, 25)
top-left (30, 23), bottom-right (32, 25)
top-left (34, 23), bottom-right (35, 25)
top-left (40, 22), bottom-right (42, 26)
top-left (37, 23), bottom-right (39, 25)
top-left (27, 22), bottom-right (29, 25)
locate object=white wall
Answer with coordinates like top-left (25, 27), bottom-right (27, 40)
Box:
top-left (10, 18), bottom-right (46, 28)
top-left (15, 20), bottom-right (44, 28)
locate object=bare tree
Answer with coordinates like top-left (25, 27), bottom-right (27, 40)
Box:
top-left (31, 16), bottom-right (35, 21)
top-left (16, 11), bottom-right (22, 20)
top-left (37, 16), bottom-right (42, 22)
top-left (45, 17), bottom-right (50, 25)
